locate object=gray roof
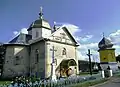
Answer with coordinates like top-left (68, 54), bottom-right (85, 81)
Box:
top-left (98, 37), bottom-right (113, 49)
top-left (28, 18), bottom-right (51, 31)
top-left (9, 33), bottom-right (32, 44)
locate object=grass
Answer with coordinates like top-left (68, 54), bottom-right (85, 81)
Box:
top-left (78, 72), bottom-right (98, 76)
top-left (69, 78), bottom-right (108, 87)
top-left (0, 81), bottom-right (11, 85)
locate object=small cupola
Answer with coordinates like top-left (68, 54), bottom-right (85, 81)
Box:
top-left (28, 7), bottom-right (51, 29)
top-left (98, 33), bottom-right (113, 49)
top-left (27, 7), bottom-right (52, 39)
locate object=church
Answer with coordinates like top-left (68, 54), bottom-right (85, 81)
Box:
top-left (0, 7), bottom-right (79, 79)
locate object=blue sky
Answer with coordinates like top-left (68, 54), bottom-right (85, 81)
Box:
top-left (1, 0), bottom-right (120, 61)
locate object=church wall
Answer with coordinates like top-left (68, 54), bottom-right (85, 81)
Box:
top-left (30, 41), bottom-right (45, 79)
top-left (45, 41), bottom-right (78, 78)
top-left (2, 45), bottom-right (29, 78)
top-left (42, 28), bottom-right (51, 38)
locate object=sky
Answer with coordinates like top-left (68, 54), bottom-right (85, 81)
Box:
top-left (1, 0), bottom-right (120, 62)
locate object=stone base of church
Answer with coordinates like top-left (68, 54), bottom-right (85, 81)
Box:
top-left (100, 62), bottom-right (118, 72)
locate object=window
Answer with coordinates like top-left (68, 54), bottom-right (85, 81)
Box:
top-left (36, 31), bottom-right (39, 38)
top-left (62, 48), bottom-right (66, 55)
top-left (14, 56), bottom-right (20, 65)
top-left (35, 49), bottom-right (39, 63)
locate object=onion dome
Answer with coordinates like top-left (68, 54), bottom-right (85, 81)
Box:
top-left (98, 37), bottom-right (113, 49)
top-left (28, 7), bottom-right (51, 31)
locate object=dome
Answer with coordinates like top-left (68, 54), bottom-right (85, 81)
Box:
top-left (98, 37), bottom-right (113, 49)
top-left (28, 7), bottom-right (51, 30)
top-left (31, 19), bottom-right (51, 29)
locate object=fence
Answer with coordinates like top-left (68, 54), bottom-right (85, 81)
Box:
top-left (0, 74), bottom-right (101, 87)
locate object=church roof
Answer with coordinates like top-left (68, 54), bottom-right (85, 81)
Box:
top-left (98, 37), bottom-right (113, 49)
top-left (9, 33), bottom-right (32, 44)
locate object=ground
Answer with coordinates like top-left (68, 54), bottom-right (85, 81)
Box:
top-left (95, 76), bottom-right (120, 87)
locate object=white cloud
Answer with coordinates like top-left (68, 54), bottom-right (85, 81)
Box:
top-left (77, 42), bottom-right (100, 62)
top-left (113, 45), bottom-right (120, 49)
top-left (20, 28), bottom-right (28, 34)
top-left (109, 30), bottom-right (120, 44)
top-left (76, 35), bottom-right (93, 42)
top-left (78, 43), bottom-right (98, 51)
top-left (59, 23), bottom-right (81, 35)
top-left (13, 31), bottom-right (19, 35)
top-left (13, 28), bottom-right (28, 36)
top-left (106, 30), bottom-right (120, 56)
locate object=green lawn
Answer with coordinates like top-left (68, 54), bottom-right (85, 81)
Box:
top-left (0, 81), bottom-right (11, 85)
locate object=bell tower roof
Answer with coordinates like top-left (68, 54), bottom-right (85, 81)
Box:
top-left (98, 34), bottom-right (113, 49)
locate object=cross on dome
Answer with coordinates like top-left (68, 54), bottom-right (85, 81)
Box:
top-left (39, 6), bottom-right (43, 19)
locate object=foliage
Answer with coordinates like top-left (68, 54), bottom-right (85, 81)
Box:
top-left (78, 72), bottom-right (98, 76)
top-left (0, 81), bottom-right (11, 85)
top-left (116, 55), bottom-right (120, 62)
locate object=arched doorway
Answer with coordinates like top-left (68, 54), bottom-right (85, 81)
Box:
top-left (60, 59), bottom-right (77, 77)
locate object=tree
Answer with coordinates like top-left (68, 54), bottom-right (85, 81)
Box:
top-left (116, 55), bottom-right (120, 62)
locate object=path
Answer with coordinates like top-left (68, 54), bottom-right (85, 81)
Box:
top-left (95, 77), bottom-right (120, 87)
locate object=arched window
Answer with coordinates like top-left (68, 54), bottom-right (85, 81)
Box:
top-left (35, 49), bottom-right (39, 63)
top-left (62, 48), bottom-right (66, 55)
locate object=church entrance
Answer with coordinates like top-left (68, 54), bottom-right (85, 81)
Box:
top-left (59, 59), bottom-right (77, 77)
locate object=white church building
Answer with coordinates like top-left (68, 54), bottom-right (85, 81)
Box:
top-left (0, 7), bottom-right (79, 79)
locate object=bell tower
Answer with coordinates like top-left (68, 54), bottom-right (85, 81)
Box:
top-left (27, 7), bottom-right (51, 40)
top-left (98, 34), bottom-right (118, 71)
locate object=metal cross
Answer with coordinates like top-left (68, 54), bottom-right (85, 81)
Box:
top-left (103, 32), bottom-right (105, 37)
top-left (40, 6), bottom-right (43, 13)
top-left (39, 6), bottom-right (43, 19)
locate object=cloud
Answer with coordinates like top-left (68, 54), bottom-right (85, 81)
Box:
top-left (106, 30), bottom-right (120, 56)
top-left (77, 42), bottom-right (100, 62)
top-left (112, 45), bottom-right (120, 56)
top-left (20, 28), bottom-right (28, 34)
top-left (109, 30), bottom-right (120, 44)
top-left (78, 43), bottom-right (98, 51)
top-left (59, 23), bottom-right (81, 35)
top-left (76, 35), bottom-right (93, 42)
top-left (13, 28), bottom-right (28, 36)
top-left (13, 31), bottom-right (19, 35)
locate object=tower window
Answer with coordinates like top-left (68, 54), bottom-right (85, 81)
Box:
top-left (36, 31), bottom-right (39, 38)
top-left (35, 49), bottom-right (39, 63)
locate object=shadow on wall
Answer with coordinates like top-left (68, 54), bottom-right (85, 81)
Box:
top-left (2, 45), bottom-right (29, 79)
